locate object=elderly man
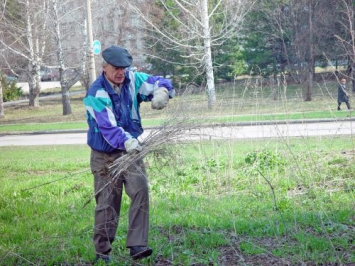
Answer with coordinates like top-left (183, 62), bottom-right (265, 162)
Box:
top-left (83, 45), bottom-right (174, 263)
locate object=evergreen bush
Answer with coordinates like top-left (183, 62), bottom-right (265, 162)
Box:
top-left (1, 74), bottom-right (22, 102)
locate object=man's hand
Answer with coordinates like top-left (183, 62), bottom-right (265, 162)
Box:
top-left (151, 87), bottom-right (169, 110)
top-left (124, 138), bottom-right (142, 153)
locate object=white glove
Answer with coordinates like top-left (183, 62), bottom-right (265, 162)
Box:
top-left (151, 87), bottom-right (169, 110)
top-left (124, 138), bottom-right (142, 153)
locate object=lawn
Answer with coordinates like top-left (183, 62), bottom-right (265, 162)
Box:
top-left (0, 136), bottom-right (354, 265)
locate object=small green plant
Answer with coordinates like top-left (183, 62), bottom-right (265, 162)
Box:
top-left (1, 74), bottom-right (22, 102)
top-left (244, 149), bottom-right (285, 173)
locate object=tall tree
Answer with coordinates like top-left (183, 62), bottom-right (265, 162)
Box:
top-left (241, 0), bottom-right (336, 101)
top-left (240, 0), bottom-right (303, 82)
top-left (48, 0), bottom-right (87, 115)
top-left (123, 0), bottom-right (253, 109)
top-left (0, 0), bottom-right (50, 107)
top-left (333, 0), bottom-right (355, 92)
top-left (143, 1), bottom-right (203, 91)
top-left (238, 2), bottom-right (283, 78)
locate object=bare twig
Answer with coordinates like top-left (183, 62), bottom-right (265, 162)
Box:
top-left (257, 169), bottom-right (278, 211)
top-left (21, 169), bottom-right (90, 192)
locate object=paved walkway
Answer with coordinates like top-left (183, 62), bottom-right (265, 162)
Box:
top-left (1, 120), bottom-right (354, 146)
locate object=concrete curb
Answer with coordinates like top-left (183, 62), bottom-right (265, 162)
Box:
top-left (2, 117), bottom-right (355, 136)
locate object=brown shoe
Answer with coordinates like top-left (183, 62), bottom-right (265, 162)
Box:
top-left (129, 246), bottom-right (153, 260)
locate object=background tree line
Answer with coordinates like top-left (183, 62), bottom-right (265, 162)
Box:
top-left (146, 0), bottom-right (355, 101)
top-left (1, 0), bottom-right (355, 116)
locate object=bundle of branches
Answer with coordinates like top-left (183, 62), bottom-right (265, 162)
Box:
top-left (108, 117), bottom-right (201, 179)
top-left (82, 117), bottom-right (200, 208)
top-left (82, 87), bottom-right (208, 207)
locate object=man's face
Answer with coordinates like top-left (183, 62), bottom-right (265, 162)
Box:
top-left (103, 64), bottom-right (126, 85)
top-left (341, 79), bottom-right (346, 84)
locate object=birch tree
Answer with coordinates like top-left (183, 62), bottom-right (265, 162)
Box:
top-left (123, 0), bottom-right (253, 109)
top-left (47, 0), bottom-right (87, 115)
top-left (0, 0), bottom-right (50, 107)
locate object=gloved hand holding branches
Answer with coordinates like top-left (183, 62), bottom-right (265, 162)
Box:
top-left (124, 138), bottom-right (142, 153)
top-left (151, 87), bottom-right (169, 110)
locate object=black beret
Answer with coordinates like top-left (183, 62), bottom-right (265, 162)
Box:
top-left (102, 45), bottom-right (133, 68)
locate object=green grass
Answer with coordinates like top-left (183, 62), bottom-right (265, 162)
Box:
top-left (0, 136), bottom-right (354, 265)
top-left (0, 122), bottom-right (88, 133)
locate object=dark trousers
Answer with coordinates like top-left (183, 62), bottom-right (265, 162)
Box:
top-left (338, 101), bottom-right (351, 110)
top-left (90, 149), bottom-right (149, 255)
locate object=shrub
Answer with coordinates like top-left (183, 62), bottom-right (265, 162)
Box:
top-left (1, 74), bottom-right (22, 102)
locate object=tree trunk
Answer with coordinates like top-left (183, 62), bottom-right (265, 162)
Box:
top-left (0, 77), bottom-right (4, 118)
top-left (201, 0), bottom-right (216, 109)
top-left (60, 67), bottom-right (72, 115)
top-left (28, 64), bottom-right (41, 107)
top-left (61, 88), bottom-right (72, 115)
top-left (271, 74), bottom-right (278, 101)
top-left (28, 89), bottom-right (40, 107)
top-left (28, 78), bottom-right (41, 107)
top-left (351, 63), bottom-right (355, 93)
top-left (350, 1), bottom-right (355, 93)
top-left (305, 0), bottom-right (313, 102)
top-left (305, 65), bottom-right (313, 101)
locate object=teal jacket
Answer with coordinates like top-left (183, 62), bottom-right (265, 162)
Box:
top-left (83, 71), bottom-right (174, 153)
